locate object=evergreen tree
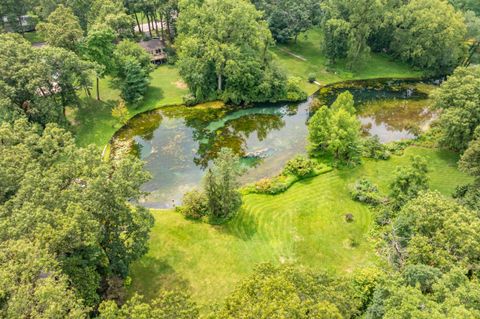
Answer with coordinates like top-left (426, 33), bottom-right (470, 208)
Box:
top-left (204, 148), bottom-right (243, 222)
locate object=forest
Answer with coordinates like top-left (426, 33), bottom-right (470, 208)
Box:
top-left (1, 0), bottom-right (480, 318)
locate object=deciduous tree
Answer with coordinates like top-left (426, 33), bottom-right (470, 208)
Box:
top-left (37, 5), bottom-right (84, 52)
top-left (204, 148), bottom-right (243, 222)
top-left (82, 26), bottom-right (115, 100)
top-left (389, 156), bottom-right (429, 210)
top-left (390, 0), bottom-right (467, 73)
top-left (308, 91), bottom-right (362, 165)
top-left (253, 0), bottom-right (321, 43)
top-left (435, 65), bottom-right (480, 152)
top-left (177, 0), bottom-right (297, 104)
top-left (0, 119), bottom-right (154, 307)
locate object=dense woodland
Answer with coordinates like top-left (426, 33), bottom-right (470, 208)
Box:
top-left (1, 0), bottom-right (480, 318)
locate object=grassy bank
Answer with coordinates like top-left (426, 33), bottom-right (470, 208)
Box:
top-left (71, 65), bottom-right (188, 146)
top-left (129, 147), bottom-right (469, 309)
top-left (273, 28), bottom-right (423, 95)
top-left (71, 28), bottom-right (421, 147)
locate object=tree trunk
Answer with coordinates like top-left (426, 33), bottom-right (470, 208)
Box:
top-left (145, 13), bottom-right (153, 38)
top-left (166, 13), bottom-right (172, 43)
top-left (152, 12), bottom-right (160, 38)
top-left (96, 77), bottom-right (100, 101)
top-left (134, 12), bottom-right (142, 34)
top-left (465, 42), bottom-right (479, 67)
top-left (217, 73), bottom-right (222, 92)
top-left (159, 12), bottom-right (165, 41)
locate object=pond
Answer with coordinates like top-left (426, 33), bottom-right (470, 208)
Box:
top-left (112, 79), bottom-right (436, 208)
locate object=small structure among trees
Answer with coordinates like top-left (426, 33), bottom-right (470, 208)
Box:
top-left (138, 38), bottom-right (167, 64)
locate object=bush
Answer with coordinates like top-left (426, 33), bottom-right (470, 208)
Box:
top-left (183, 93), bottom-right (198, 107)
top-left (286, 77), bottom-right (308, 102)
top-left (308, 73), bottom-right (316, 83)
top-left (386, 140), bottom-right (414, 155)
top-left (177, 190), bottom-right (209, 220)
top-left (282, 155), bottom-right (317, 178)
top-left (363, 136), bottom-right (390, 160)
top-left (350, 178), bottom-right (382, 205)
top-left (243, 162), bottom-right (333, 195)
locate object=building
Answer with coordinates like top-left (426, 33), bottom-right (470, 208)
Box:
top-left (2, 15), bottom-right (36, 32)
top-left (138, 38), bottom-right (168, 65)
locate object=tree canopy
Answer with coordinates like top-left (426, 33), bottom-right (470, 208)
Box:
top-left (253, 0), bottom-right (321, 43)
top-left (176, 0), bottom-right (301, 104)
top-left (37, 5), bottom-right (84, 52)
top-left (0, 33), bottom-right (94, 126)
top-left (435, 65), bottom-right (480, 152)
top-left (390, 0), bottom-right (467, 73)
top-left (308, 91), bottom-right (362, 165)
top-left (0, 119), bottom-right (153, 308)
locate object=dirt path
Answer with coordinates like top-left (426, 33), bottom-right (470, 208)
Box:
top-left (279, 47), bottom-right (307, 61)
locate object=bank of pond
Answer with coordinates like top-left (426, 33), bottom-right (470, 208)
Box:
top-left (112, 78), bottom-right (437, 208)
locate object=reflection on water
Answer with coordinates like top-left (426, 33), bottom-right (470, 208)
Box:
top-left (113, 79), bottom-right (436, 208)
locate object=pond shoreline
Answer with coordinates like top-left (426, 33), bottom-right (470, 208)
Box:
top-left (105, 75), bottom-right (430, 152)
top-left (110, 76), bottom-right (437, 209)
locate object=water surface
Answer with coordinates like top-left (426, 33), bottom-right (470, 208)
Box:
top-left (113, 79), bottom-right (435, 208)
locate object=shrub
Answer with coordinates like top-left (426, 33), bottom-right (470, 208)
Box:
top-left (286, 77), bottom-right (308, 102)
top-left (283, 155), bottom-right (317, 178)
top-left (308, 73), bottom-right (316, 83)
top-left (177, 189), bottom-right (209, 220)
top-left (183, 93), bottom-right (198, 107)
top-left (350, 178), bottom-right (382, 205)
top-left (386, 140), bottom-right (414, 155)
top-left (242, 164), bottom-right (332, 195)
top-left (363, 136), bottom-right (390, 160)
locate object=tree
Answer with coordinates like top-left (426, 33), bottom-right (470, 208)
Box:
top-left (89, 0), bottom-right (134, 39)
top-left (211, 263), bottom-right (361, 319)
top-left (459, 129), bottom-right (480, 177)
top-left (0, 119), bottom-right (154, 307)
top-left (204, 148), bottom-right (243, 221)
top-left (176, 0), bottom-right (295, 104)
top-left (252, 0), bottom-right (321, 43)
top-left (0, 33), bottom-right (94, 126)
top-left (308, 91), bottom-right (362, 165)
top-left (82, 26), bottom-right (115, 100)
top-left (321, 0), bottom-right (383, 67)
top-left (112, 40), bottom-right (153, 104)
top-left (111, 100), bottom-right (129, 125)
top-left (0, 239), bottom-right (87, 318)
top-left (455, 128), bottom-right (480, 212)
top-left (391, 191), bottom-right (480, 271)
top-left (389, 156), bottom-right (429, 210)
top-left (435, 65), bottom-right (480, 152)
top-left (367, 268), bottom-right (480, 319)
top-left (119, 57), bottom-right (150, 104)
top-left (33, 0), bottom-right (95, 32)
top-left (323, 19), bottom-right (351, 63)
top-left (463, 10), bottom-right (480, 66)
top-left (37, 5), bottom-right (84, 52)
top-left (390, 0), bottom-right (467, 73)
top-left (178, 189), bottom-right (209, 220)
top-left (113, 39), bottom-right (153, 74)
top-left (450, 0), bottom-right (480, 15)
top-left (98, 292), bottom-right (199, 319)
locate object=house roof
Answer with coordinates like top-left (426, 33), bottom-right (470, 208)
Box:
top-left (138, 39), bottom-right (165, 51)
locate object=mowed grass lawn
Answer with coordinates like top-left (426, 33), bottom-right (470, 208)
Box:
top-left (273, 28), bottom-right (422, 95)
top-left (129, 147), bottom-right (470, 309)
top-left (70, 65), bottom-right (189, 146)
